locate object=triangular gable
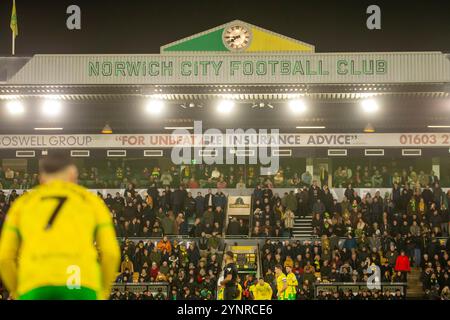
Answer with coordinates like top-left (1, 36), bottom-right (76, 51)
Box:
top-left (161, 20), bottom-right (315, 53)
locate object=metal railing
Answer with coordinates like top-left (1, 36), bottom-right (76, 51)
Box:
top-left (313, 282), bottom-right (408, 298)
top-left (111, 282), bottom-right (170, 297)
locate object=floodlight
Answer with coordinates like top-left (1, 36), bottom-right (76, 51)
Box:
top-left (288, 99), bottom-right (307, 113)
top-left (217, 100), bottom-right (235, 114)
top-left (6, 100), bottom-right (25, 115)
top-left (42, 99), bottom-right (63, 117)
top-left (361, 99), bottom-right (379, 113)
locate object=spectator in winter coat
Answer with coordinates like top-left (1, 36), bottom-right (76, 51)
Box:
top-left (195, 192), bottom-right (205, 218)
top-left (202, 206), bottom-right (215, 226)
top-left (149, 262), bottom-right (159, 280)
top-left (429, 210), bottom-right (442, 230)
top-left (213, 206), bottom-right (225, 231)
top-left (301, 171), bottom-right (312, 186)
top-left (252, 185), bottom-right (264, 204)
top-left (157, 236), bottom-right (172, 254)
top-left (391, 184), bottom-right (401, 211)
top-left (160, 171), bottom-right (173, 187)
top-left (394, 250), bottom-right (411, 281)
top-left (321, 187), bottom-right (334, 214)
top-left (343, 234), bottom-right (357, 251)
top-left (297, 188), bottom-right (309, 217)
top-left (121, 255), bottom-right (134, 273)
top-left (189, 218), bottom-right (204, 237)
top-left (172, 186), bottom-right (187, 214)
top-left (432, 183), bottom-right (443, 207)
top-left (386, 244), bottom-right (398, 267)
top-left (312, 199), bottom-right (326, 216)
top-left (204, 189), bottom-right (215, 208)
top-left (187, 242), bottom-right (201, 266)
top-left (344, 184), bottom-right (355, 202)
top-left (160, 212), bottom-right (176, 235)
top-left (149, 246), bottom-right (162, 266)
top-left (283, 209), bottom-right (295, 236)
top-left (184, 192), bottom-right (197, 219)
top-left (284, 190), bottom-right (298, 213)
top-left (214, 191), bottom-right (227, 210)
top-left (308, 181), bottom-right (322, 209)
top-left (227, 217), bottom-right (241, 235)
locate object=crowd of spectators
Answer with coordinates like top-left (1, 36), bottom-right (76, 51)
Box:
top-left (251, 187), bottom-right (295, 237)
top-left (111, 236), bottom-right (224, 300)
top-left (0, 162), bottom-right (303, 190)
top-left (0, 185), bottom-right (229, 239)
top-left (0, 160), bottom-right (447, 191)
top-left (1, 161), bottom-right (449, 300)
top-left (332, 164), bottom-right (439, 188)
top-left (254, 238), bottom-right (449, 300)
top-left (103, 185), bottom-right (229, 238)
top-left (0, 167), bottom-right (38, 190)
top-left (0, 184), bottom-right (230, 300)
top-left (250, 178), bottom-right (449, 299)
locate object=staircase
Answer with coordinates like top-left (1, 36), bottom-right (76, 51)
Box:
top-left (406, 267), bottom-right (424, 299)
top-left (292, 214), bottom-right (313, 237)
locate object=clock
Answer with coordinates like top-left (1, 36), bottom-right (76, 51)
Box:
top-left (223, 25), bottom-right (252, 51)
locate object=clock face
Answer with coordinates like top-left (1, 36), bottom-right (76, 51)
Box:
top-left (223, 25), bottom-right (252, 51)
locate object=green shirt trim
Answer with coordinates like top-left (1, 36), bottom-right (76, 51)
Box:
top-left (3, 224), bottom-right (22, 240)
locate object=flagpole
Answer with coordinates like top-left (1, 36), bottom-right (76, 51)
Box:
top-left (11, 0), bottom-right (17, 56)
top-left (12, 32), bottom-right (15, 56)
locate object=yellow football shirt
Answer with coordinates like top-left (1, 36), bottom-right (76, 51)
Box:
top-left (217, 286), bottom-right (224, 300)
top-left (286, 272), bottom-right (298, 296)
top-left (0, 180), bottom-right (120, 299)
top-left (276, 272), bottom-right (287, 299)
top-left (235, 283), bottom-right (243, 300)
top-left (253, 282), bottom-right (273, 300)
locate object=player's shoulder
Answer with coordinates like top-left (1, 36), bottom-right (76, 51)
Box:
top-left (70, 182), bottom-right (97, 199)
top-left (59, 181), bottom-right (99, 202)
top-left (38, 181), bottom-right (102, 205)
top-left (8, 189), bottom-right (35, 207)
top-left (75, 185), bottom-right (107, 208)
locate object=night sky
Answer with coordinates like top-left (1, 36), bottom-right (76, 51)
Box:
top-left (0, 0), bottom-right (449, 55)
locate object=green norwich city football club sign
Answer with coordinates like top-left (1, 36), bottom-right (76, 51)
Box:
top-left (7, 20), bottom-right (450, 85)
top-left (87, 57), bottom-right (387, 78)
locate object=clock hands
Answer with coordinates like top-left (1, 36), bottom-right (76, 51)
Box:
top-left (224, 26), bottom-right (250, 48)
top-left (227, 35), bottom-right (241, 42)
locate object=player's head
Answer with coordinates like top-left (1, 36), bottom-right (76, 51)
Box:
top-left (39, 152), bottom-right (78, 184)
top-left (258, 277), bottom-right (265, 285)
top-left (274, 264), bottom-right (283, 275)
top-left (285, 264), bottom-right (292, 273)
top-left (224, 251), bottom-right (234, 263)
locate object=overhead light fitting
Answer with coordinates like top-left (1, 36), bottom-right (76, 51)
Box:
top-left (34, 127), bottom-right (63, 131)
top-left (296, 126), bottom-right (326, 129)
top-left (101, 124), bottom-right (113, 134)
top-left (217, 99), bottom-right (235, 114)
top-left (6, 100), bottom-right (25, 115)
top-left (361, 99), bottom-right (379, 113)
top-left (42, 99), bottom-right (63, 117)
top-left (145, 99), bottom-right (165, 115)
top-left (427, 125), bottom-right (450, 128)
top-left (364, 123), bottom-right (375, 133)
top-left (180, 102), bottom-right (201, 109)
top-left (164, 126), bottom-right (194, 130)
top-left (251, 102), bottom-right (274, 109)
top-left (288, 99), bottom-right (307, 113)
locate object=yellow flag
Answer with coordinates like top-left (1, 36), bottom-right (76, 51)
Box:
top-left (10, 0), bottom-right (19, 38)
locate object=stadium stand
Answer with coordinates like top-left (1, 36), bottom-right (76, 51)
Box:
top-left (1, 158), bottom-right (448, 190)
top-left (0, 164), bottom-right (448, 300)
